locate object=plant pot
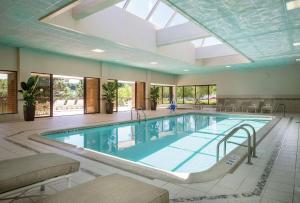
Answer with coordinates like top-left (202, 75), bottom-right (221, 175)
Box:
top-left (151, 101), bottom-right (157, 110)
top-left (106, 103), bottom-right (114, 114)
top-left (23, 105), bottom-right (35, 121)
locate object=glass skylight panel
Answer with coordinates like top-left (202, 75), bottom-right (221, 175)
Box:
top-left (202, 37), bottom-right (222, 47)
top-left (149, 1), bottom-right (175, 29)
top-left (126, 0), bottom-right (158, 19)
top-left (191, 39), bottom-right (204, 48)
top-left (167, 13), bottom-right (189, 27)
top-left (115, 0), bottom-right (126, 8)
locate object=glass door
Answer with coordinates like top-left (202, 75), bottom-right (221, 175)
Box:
top-left (84, 77), bottom-right (100, 114)
top-left (0, 71), bottom-right (17, 114)
top-left (32, 73), bottom-right (52, 117)
top-left (53, 75), bottom-right (84, 116)
top-left (117, 80), bottom-right (135, 112)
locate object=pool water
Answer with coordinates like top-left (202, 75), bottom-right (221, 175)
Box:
top-left (46, 113), bottom-right (272, 173)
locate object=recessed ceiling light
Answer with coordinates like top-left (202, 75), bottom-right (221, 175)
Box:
top-left (226, 65), bottom-right (231, 68)
top-left (293, 42), bottom-right (300, 46)
top-left (296, 59), bottom-right (300, 62)
top-left (150, 61), bottom-right (158, 65)
top-left (92, 49), bottom-right (105, 53)
top-left (286, 0), bottom-right (300, 10)
top-left (183, 69), bottom-right (189, 72)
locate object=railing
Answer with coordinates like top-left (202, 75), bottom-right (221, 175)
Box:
top-left (216, 126), bottom-right (253, 165)
top-left (238, 124), bottom-right (257, 158)
top-left (274, 103), bottom-right (286, 117)
top-left (131, 107), bottom-right (147, 122)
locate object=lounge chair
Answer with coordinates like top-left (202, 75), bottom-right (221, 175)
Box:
top-left (0, 153), bottom-right (79, 198)
top-left (37, 174), bottom-right (169, 203)
top-left (247, 100), bottom-right (260, 113)
top-left (54, 100), bottom-right (66, 111)
top-left (224, 100), bottom-right (237, 112)
top-left (261, 101), bottom-right (273, 113)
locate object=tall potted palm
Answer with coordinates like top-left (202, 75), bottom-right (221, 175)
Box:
top-left (150, 86), bottom-right (160, 110)
top-left (18, 75), bottom-right (40, 121)
top-left (102, 81), bottom-right (118, 114)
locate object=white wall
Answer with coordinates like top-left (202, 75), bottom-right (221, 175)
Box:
top-left (0, 45), bottom-right (18, 71)
top-left (177, 64), bottom-right (300, 98)
top-left (0, 45), bottom-right (177, 121)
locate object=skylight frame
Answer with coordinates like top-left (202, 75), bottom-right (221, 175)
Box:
top-left (125, 0), bottom-right (159, 20)
top-left (114, 0), bottom-right (190, 30)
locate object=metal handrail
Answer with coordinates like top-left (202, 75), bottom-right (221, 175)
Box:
top-left (130, 107), bottom-right (136, 120)
top-left (131, 107), bottom-right (146, 122)
top-left (216, 126), bottom-right (252, 165)
top-left (238, 124), bottom-right (257, 157)
top-left (274, 103), bottom-right (286, 117)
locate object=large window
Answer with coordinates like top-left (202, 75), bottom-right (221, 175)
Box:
top-left (183, 86), bottom-right (195, 104)
top-left (0, 71), bottom-right (17, 114)
top-left (151, 85), bottom-right (173, 104)
top-left (176, 85), bottom-right (217, 105)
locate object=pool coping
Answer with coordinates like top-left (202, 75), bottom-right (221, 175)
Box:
top-left (29, 111), bottom-right (280, 183)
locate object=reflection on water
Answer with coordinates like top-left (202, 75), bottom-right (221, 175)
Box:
top-left (47, 114), bottom-right (271, 173)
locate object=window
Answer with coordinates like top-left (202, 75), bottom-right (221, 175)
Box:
top-left (167, 13), bottom-right (189, 27)
top-left (202, 37), bottom-right (222, 47)
top-left (162, 86), bottom-right (172, 104)
top-left (183, 86), bottom-right (195, 104)
top-left (126, 0), bottom-right (158, 19)
top-left (176, 86), bottom-right (183, 104)
top-left (151, 85), bottom-right (173, 104)
top-left (191, 37), bottom-right (222, 48)
top-left (177, 85), bottom-right (217, 105)
top-left (196, 86), bottom-right (209, 104)
top-left (149, 1), bottom-right (174, 29)
top-left (53, 75), bottom-right (84, 116)
top-left (209, 85), bottom-right (217, 104)
top-left (0, 71), bottom-right (17, 114)
top-left (32, 73), bottom-right (52, 117)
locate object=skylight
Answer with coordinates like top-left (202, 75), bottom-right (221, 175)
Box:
top-left (202, 37), bottom-right (222, 47)
top-left (115, 0), bottom-right (126, 8)
top-left (167, 13), bottom-right (189, 27)
top-left (192, 37), bottom-right (223, 48)
top-left (126, 0), bottom-right (158, 19)
top-left (114, 0), bottom-right (190, 30)
top-left (149, 1), bottom-right (175, 29)
top-left (191, 39), bottom-right (204, 48)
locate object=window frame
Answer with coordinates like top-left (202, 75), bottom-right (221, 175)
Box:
top-left (0, 70), bottom-right (18, 115)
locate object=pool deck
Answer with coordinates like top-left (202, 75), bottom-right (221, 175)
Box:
top-left (0, 109), bottom-right (299, 203)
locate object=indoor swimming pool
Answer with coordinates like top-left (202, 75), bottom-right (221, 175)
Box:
top-left (45, 113), bottom-right (272, 174)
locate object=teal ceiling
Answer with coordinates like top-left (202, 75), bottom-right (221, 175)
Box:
top-left (0, 0), bottom-right (299, 74)
top-left (167, 0), bottom-right (300, 65)
top-left (0, 0), bottom-right (202, 74)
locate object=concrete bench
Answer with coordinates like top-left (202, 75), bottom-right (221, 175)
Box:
top-left (38, 174), bottom-right (169, 203)
top-left (0, 153), bottom-right (80, 195)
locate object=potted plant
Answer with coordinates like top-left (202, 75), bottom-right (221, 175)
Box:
top-left (18, 75), bottom-right (40, 121)
top-left (102, 81), bottom-right (118, 114)
top-left (150, 86), bottom-right (160, 110)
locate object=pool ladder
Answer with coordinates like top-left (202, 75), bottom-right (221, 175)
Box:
top-left (216, 124), bottom-right (256, 165)
top-left (131, 107), bottom-right (147, 122)
top-left (274, 103), bottom-right (286, 117)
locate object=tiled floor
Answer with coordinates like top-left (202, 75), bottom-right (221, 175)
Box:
top-left (0, 110), bottom-right (299, 203)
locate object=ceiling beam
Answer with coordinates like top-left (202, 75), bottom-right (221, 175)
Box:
top-left (72, 0), bottom-right (123, 19)
top-left (156, 22), bottom-right (210, 46)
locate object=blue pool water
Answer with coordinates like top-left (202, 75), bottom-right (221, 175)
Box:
top-left (46, 113), bottom-right (272, 173)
